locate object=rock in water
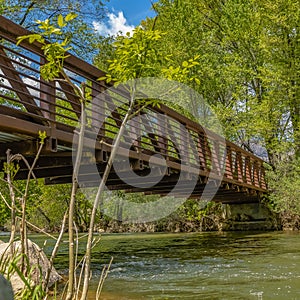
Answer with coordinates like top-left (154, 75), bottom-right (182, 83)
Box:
top-left (0, 239), bottom-right (62, 293)
top-left (0, 274), bottom-right (14, 300)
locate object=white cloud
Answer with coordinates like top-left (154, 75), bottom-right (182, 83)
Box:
top-left (93, 11), bottom-right (135, 37)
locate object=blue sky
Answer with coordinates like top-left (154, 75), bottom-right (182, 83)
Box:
top-left (107, 0), bottom-right (156, 25)
top-left (93, 0), bottom-right (157, 36)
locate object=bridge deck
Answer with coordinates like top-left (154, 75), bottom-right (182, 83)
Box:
top-left (0, 16), bottom-right (267, 204)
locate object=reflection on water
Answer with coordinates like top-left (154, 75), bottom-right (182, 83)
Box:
top-left (3, 231), bottom-right (300, 299)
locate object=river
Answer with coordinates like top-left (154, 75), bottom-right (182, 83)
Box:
top-left (2, 231), bottom-right (300, 299)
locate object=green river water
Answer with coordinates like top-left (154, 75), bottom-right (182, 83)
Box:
top-left (2, 231), bottom-right (300, 299)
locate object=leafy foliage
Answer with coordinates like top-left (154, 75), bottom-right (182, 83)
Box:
top-left (17, 14), bottom-right (77, 81)
top-left (98, 28), bottom-right (167, 84)
top-left (267, 158), bottom-right (300, 215)
top-left (1, 0), bottom-right (299, 231)
top-left (3, 0), bottom-right (106, 60)
top-left (150, 0), bottom-right (299, 161)
top-left (144, 0), bottom-right (300, 221)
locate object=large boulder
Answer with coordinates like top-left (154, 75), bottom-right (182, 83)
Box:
top-left (0, 239), bottom-right (61, 293)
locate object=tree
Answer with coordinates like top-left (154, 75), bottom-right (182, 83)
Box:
top-left (15, 15), bottom-right (176, 300)
top-left (3, 0), bottom-right (107, 60)
top-left (149, 0), bottom-right (299, 164)
top-left (81, 26), bottom-right (171, 300)
top-left (146, 0), bottom-right (300, 221)
top-left (267, 158), bottom-right (300, 223)
top-left (16, 13), bottom-right (91, 299)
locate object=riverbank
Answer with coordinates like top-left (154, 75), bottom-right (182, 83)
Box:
top-left (94, 202), bottom-right (282, 233)
top-left (2, 200), bottom-right (296, 235)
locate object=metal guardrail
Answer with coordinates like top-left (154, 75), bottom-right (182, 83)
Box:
top-left (0, 15), bottom-right (267, 200)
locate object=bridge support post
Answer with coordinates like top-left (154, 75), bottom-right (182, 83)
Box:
top-left (221, 202), bottom-right (280, 231)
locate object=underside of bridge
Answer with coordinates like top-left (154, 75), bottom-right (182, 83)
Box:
top-left (0, 132), bottom-right (264, 204)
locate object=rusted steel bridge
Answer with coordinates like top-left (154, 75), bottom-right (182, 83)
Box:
top-left (0, 16), bottom-right (267, 204)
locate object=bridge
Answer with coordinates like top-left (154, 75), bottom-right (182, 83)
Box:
top-left (0, 16), bottom-right (267, 204)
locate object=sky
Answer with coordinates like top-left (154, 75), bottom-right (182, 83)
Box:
top-left (93, 0), bottom-right (157, 36)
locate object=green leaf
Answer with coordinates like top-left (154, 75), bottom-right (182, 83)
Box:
top-left (51, 28), bottom-right (62, 34)
top-left (182, 61), bottom-right (189, 68)
top-left (65, 13), bottom-right (78, 22)
top-left (57, 14), bottom-right (65, 27)
top-left (11, 261), bottom-right (32, 290)
top-left (98, 76), bottom-right (107, 81)
top-left (16, 35), bottom-right (31, 45)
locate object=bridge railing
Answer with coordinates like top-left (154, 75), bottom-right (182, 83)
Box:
top-left (0, 15), bottom-right (267, 192)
